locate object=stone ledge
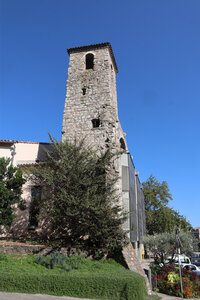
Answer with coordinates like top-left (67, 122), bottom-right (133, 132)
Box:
top-left (0, 242), bottom-right (81, 256)
top-left (122, 243), bottom-right (151, 295)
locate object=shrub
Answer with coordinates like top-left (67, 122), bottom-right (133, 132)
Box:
top-left (0, 271), bottom-right (147, 300)
top-left (0, 254), bottom-right (147, 300)
top-left (31, 137), bottom-right (128, 257)
top-left (153, 263), bottom-right (200, 298)
top-left (36, 252), bottom-right (71, 272)
top-left (0, 157), bottom-right (26, 227)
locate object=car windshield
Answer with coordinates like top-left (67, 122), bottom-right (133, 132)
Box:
top-left (184, 265), bottom-right (196, 270)
top-left (180, 258), bottom-right (190, 264)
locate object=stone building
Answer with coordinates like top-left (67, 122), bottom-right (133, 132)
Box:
top-left (62, 43), bottom-right (146, 260)
top-left (192, 227), bottom-right (200, 241)
top-left (0, 42), bottom-right (146, 261)
top-left (62, 43), bottom-right (125, 153)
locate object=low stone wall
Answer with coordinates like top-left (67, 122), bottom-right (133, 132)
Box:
top-left (0, 242), bottom-right (51, 255)
top-left (0, 242), bottom-right (80, 256)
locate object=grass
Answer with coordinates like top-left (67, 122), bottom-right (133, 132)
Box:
top-left (0, 253), bottom-right (128, 275)
top-left (0, 253), bottom-right (148, 300)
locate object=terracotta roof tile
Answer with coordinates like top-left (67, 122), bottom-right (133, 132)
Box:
top-left (0, 139), bottom-right (49, 145)
top-left (0, 139), bottom-right (16, 143)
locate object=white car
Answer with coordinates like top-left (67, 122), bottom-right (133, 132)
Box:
top-left (183, 264), bottom-right (200, 271)
top-left (164, 254), bottom-right (191, 266)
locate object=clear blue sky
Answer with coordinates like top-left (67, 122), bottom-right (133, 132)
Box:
top-left (1, 0), bottom-right (200, 227)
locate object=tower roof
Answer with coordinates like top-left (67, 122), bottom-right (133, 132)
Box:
top-left (67, 42), bottom-right (118, 73)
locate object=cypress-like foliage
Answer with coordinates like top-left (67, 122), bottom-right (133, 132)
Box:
top-left (31, 136), bottom-right (127, 256)
top-left (0, 158), bottom-right (26, 227)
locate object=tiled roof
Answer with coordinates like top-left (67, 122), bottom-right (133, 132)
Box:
top-left (17, 160), bottom-right (38, 165)
top-left (18, 162), bottom-right (45, 167)
top-left (0, 139), bottom-right (49, 145)
top-left (67, 42), bottom-right (118, 73)
top-left (17, 162), bottom-right (39, 166)
top-left (0, 139), bottom-right (16, 143)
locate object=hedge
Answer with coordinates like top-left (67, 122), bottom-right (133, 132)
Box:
top-left (0, 271), bottom-right (147, 300)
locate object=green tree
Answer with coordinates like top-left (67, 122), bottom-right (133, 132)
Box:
top-left (0, 157), bottom-right (26, 227)
top-left (31, 137), bottom-right (127, 256)
top-left (143, 231), bottom-right (198, 264)
top-left (142, 175), bottom-right (191, 235)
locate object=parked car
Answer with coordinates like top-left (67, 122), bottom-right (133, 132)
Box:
top-left (164, 254), bottom-right (191, 266)
top-left (191, 257), bottom-right (200, 267)
top-left (194, 270), bottom-right (200, 278)
top-left (183, 264), bottom-right (200, 271)
top-left (191, 252), bottom-right (200, 258)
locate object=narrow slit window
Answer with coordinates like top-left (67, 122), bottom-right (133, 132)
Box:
top-left (92, 119), bottom-right (100, 128)
top-left (120, 138), bottom-right (126, 150)
top-left (86, 53), bottom-right (94, 70)
top-left (82, 88), bottom-right (86, 95)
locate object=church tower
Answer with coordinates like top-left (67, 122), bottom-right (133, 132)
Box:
top-left (62, 43), bottom-right (127, 153)
top-left (61, 42), bottom-right (146, 265)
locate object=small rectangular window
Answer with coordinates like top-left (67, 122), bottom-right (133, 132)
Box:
top-left (92, 119), bottom-right (100, 128)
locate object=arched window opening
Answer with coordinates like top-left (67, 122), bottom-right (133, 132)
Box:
top-left (86, 53), bottom-right (94, 70)
top-left (120, 138), bottom-right (126, 150)
top-left (92, 119), bottom-right (100, 128)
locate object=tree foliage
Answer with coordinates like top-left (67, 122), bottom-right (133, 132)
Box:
top-left (142, 175), bottom-right (192, 235)
top-left (31, 137), bottom-right (127, 256)
top-left (0, 157), bottom-right (26, 227)
top-left (143, 231), bottom-right (198, 264)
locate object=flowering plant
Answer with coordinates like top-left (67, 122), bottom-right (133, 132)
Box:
top-left (168, 272), bottom-right (179, 283)
top-left (152, 263), bottom-right (200, 298)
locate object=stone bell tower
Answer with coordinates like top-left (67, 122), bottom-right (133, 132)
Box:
top-left (61, 43), bottom-right (147, 271)
top-left (62, 42), bottom-right (127, 153)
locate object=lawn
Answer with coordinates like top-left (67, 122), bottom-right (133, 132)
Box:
top-left (0, 252), bottom-right (151, 300)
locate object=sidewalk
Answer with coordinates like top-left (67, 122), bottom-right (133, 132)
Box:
top-left (0, 291), bottom-right (199, 300)
top-left (0, 292), bottom-right (92, 300)
top-left (152, 291), bottom-right (198, 299)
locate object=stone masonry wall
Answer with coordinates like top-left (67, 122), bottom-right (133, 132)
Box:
top-left (122, 243), bottom-right (151, 294)
top-left (62, 44), bottom-right (128, 201)
top-left (62, 46), bottom-right (127, 154)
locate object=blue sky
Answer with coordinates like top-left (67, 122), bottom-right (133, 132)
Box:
top-left (1, 0), bottom-right (200, 227)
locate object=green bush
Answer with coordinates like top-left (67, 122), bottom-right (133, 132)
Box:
top-left (0, 272), bottom-right (146, 300)
top-left (0, 254), bottom-right (148, 300)
top-left (36, 252), bottom-right (71, 272)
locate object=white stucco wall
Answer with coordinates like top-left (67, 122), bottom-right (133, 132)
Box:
top-left (0, 141), bottom-right (50, 167)
top-left (0, 146), bottom-right (13, 160)
top-left (0, 140), bottom-right (50, 237)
